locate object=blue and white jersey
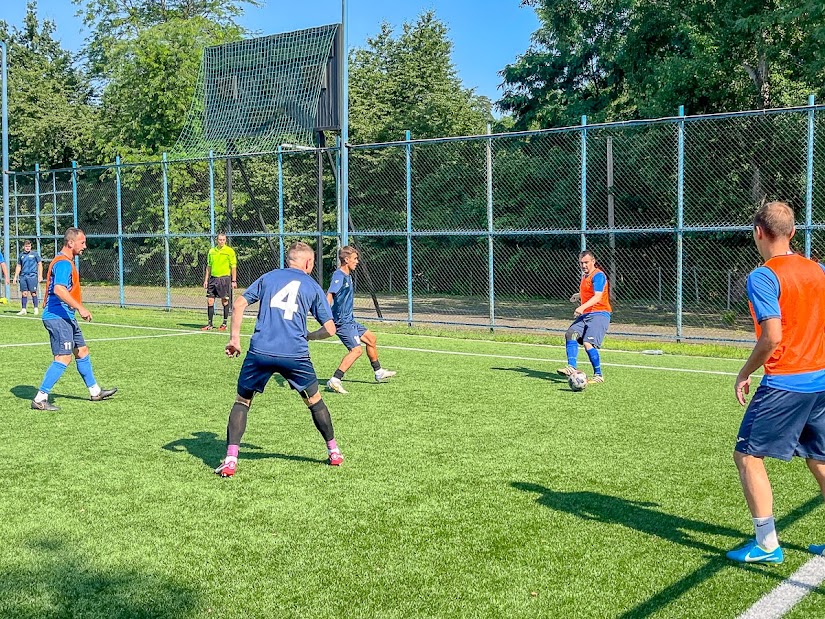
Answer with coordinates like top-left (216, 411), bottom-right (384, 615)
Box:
top-left (42, 260), bottom-right (76, 321)
top-left (327, 268), bottom-right (355, 326)
top-left (17, 250), bottom-right (41, 276)
top-left (243, 268), bottom-right (333, 358)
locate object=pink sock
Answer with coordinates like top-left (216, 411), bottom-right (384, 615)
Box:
top-left (326, 439), bottom-right (338, 452)
top-left (227, 444), bottom-right (239, 458)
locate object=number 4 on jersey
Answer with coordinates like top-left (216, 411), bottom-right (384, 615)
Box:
top-left (270, 280), bottom-right (301, 320)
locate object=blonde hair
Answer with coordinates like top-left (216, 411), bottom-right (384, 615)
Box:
top-left (287, 241), bottom-right (314, 264)
top-left (754, 202), bottom-right (795, 239)
top-left (338, 245), bottom-right (358, 263)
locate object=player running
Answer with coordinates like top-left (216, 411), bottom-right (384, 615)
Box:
top-left (216, 242), bottom-right (342, 477)
top-left (557, 249), bottom-right (611, 383)
top-left (325, 246), bottom-right (395, 395)
top-left (31, 228), bottom-right (117, 411)
top-left (726, 202), bottom-right (825, 565)
top-left (14, 239), bottom-right (43, 315)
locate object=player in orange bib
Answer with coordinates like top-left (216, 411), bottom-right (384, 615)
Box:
top-left (557, 250), bottom-right (612, 383)
top-left (31, 228), bottom-right (117, 411)
top-left (726, 202), bottom-right (825, 565)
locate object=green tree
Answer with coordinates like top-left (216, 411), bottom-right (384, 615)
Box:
top-left (74, 0), bottom-right (259, 157)
top-left (0, 1), bottom-right (95, 169)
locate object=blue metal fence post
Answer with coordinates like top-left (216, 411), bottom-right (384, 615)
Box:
top-left (277, 145), bottom-right (285, 268)
top-left (676, 105), bottom-right (686, 341)
top-left (162, 153), bottom-right (171, 309)
top-left (116, 156), bottom-right (124, 307)
top-left (1, 41), bottom-right (9, 302)
top-left (34, 163), bottom-right (41, 255)
top-left (340, 0), bottom-right (349, 247)
top-left (806, 94), bottom-right (815, 258)
top-left (405, 130), bottom-right (413, 326)
top-left (486, 123), bottom-right (495, 331)
top-left (580, 115), bottom-right (588, 251)
top-left (71, 161), bottom-right (79, 268)
top-left (51, 172), bottom-right (57, 255)
top-left (208, 150), bottom-right (215, 241)
top-left (335, 137), bottom-right (342, 257)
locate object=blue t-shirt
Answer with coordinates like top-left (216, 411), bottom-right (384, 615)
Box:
top-left (42, 260), bottom-right (76, 320)
top-left (327, 268), bottom-right (355, 325)
top-left (243, 268), bottom-right (333, 358)
top-left (17, 250), bottom-right (41, 276)
top-left (746, 262), bottom-right (825, 393)
top-left (0, 250), bottom-right (4, 264)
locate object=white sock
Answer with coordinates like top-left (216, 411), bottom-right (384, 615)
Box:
top-left (754, 516), bottom-right (779, 551)
top-left (34, 391), bottom-right (48, 403)
top-left (89, 384), bottom-right (101, 397)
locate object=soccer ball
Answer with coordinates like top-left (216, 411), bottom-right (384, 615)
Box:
top-left (568, 371), bottom-right (588, 392)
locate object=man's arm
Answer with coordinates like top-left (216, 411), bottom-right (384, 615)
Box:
top-left (37, 259), bottom-right (43, 282)
top-left (326, 292), bottom-right (334, 306)
top-left (1, 262), bottom-right (8, 285)
top-left (225, 295), bottom-right (249, 357)
top-left (13, 263), bottom-right (20, 283)
top-left (575, 291), bottom-right (603, 316)
top-left (53, 285), bottom-right (91, 321)
top-left (203, 265), bottom-right (211, 288)
top-left (735, 318), bottom-right (781, 405)
top-left (231, 265), bottom-right (237, 289)
top-left (308, 320), bottom-right (336, 340)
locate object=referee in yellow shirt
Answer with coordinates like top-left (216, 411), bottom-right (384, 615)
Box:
top-left (202, 233), bottom-right (238, 331)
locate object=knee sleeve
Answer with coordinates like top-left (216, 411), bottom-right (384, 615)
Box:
top-left (299, 382), bottom-right (319, 399)
top-left (565, 328), bottom-right (581, 342)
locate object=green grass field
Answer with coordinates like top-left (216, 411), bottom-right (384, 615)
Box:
top-left (1, 306), bottom-right (824, 618)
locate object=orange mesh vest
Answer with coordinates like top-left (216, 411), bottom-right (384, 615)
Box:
top-left (580, 268), bottom-right (612, 313)
top-left (43, 254), bottom-right (82, 309)
top-left (749, 254), bottom-right (825, 375)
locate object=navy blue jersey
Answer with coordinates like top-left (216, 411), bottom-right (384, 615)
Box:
top-left (17, 250), bottom-right (41, 276)
top-left (327, 268), bottom-right (355, 325)
top-left (242, 268), bottom-right (332, 358)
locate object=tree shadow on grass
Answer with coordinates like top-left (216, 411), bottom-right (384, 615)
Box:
top-left (492, 366), bottom-right (569, 383)
top-left (0, 537), bottom-right (198, 619)
top-left (11, 385), bottom-right (92, 403)
top-left (162, 431), bottom-right (326, 469)
top-left (513, 482), bottom-right (824, 618)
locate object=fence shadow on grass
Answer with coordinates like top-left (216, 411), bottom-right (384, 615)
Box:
top-left (512, 482), bottom-right (824, 618)
top-left (162, 431), bottom-right (327, 469)
top-left (0, 537), bottom-right (198, 618)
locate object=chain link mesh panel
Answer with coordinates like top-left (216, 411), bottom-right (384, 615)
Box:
top-left (349, 146), bottom-right (406, 233)
top-left (347, 234), bottom-right (408, 322)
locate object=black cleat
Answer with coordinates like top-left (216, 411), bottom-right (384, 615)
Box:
top-left (31, 399), bottom-right (60, 411)
top-left (90, 387), bottom-right (118, 401)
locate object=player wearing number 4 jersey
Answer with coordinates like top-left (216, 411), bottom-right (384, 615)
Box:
top-left (216, 242), bottom-right (343, 478)
top-left (326, 246), bottom-right (396, 395)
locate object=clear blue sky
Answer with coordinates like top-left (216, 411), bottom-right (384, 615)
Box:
top-left (0, 0), bottom-right (540, 106)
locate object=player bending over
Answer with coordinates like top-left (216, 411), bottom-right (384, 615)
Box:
top-left (726, 202), bottom-right (825, 564)
top-left (325, 246), bottom-right (395, 395)
top-left (216, 242), bottom-right (342, 478)
top-left (557, 249), bottom-right (611, 384)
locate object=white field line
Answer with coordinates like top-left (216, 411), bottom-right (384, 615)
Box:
top-left (0, 313), bottom-right (194, 333)
top-left (0, 331), bottom-right (204, 348)
top-left (737, 556), bottom-right (825, 619)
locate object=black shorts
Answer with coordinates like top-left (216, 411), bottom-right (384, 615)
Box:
top-left (206, 275), bottom-right (232, 300)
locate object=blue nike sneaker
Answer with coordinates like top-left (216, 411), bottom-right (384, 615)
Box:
top-left (726, 539), bottom-right (784, 564)
top-left (809, 544), bottom-right (825, 555)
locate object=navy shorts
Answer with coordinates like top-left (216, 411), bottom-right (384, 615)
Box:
top-left (336, 321), bottom-right (368, 350)
top-left (567, 312), bottom-right (611, 348)
top-left (19, 275), bottom-right (38, 293)
top-left (43, 318), bottom-right (86, 356)
top-left (237, 350), bottom-right (318, 398)
top-left (735, 385), bottom-right (825, 461)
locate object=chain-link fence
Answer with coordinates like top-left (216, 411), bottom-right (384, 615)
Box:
top-left (5, 104), bottom-right (825, 343)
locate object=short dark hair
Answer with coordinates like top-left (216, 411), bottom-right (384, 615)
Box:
top-left (23, 239), bottom-right (32, 246)
top-left (579, 249), bottom-right (596, 260)
top-left (338, 245), bottom-right (358, 263)
top-left (754, 202), bottom-right (795, 239)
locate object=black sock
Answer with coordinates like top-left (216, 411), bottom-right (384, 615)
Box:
top-left (333, 369), bottom-right (345, 380)
top-left (207, 305), bottom-right (215, 325)
top-left (222, 303), bottom-right (229, 322)
top-left (308, 399), bottom-right (334, 442)
top-left (227, 401), bottom-right (249, 446)
top-left (370, 360), bottom-right (381, 371)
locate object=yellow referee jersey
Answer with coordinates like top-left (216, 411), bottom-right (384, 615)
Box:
top-left (207, 245), bottom-right (237, 277)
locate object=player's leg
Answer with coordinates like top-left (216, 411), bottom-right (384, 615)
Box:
top-left (727, 387), bottom-right (813, 563)
top-left (30, 277), bottom-right (39, 314)
top-left (203, 281), bottom-right (216, 330)
top-left (73, 338), bottom-right (117, 401)
top-left (327, 325), bottom-right (361, 394)
top-left (797, 391), bottom-right (825, 555)
top-left (582, 314), bottom-right (609, 383)
top-left (361, 329), bottom-right (396, 382)
top-left (17, 288), bottom-right (28, 315)
top-left (32, 320), bottom-right (74, 410)
top-left (557, 317), bottom-right (585, 376)
top-left (220, 297), bottom-right (230, 330)
top-left (287, 357), bottom-right (342, 465)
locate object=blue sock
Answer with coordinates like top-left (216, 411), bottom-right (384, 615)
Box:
top-left (566, 340), bottom-right (579, 367)
top-left (587, 347), bottom-right (602, 375)
top-left (39, 361), bottom-right (68, 394)
top-left (32, 295), bottom-right (38, 307)
top-left (76, 355), bottom-right (98, 388)
top-left (22, 296), bottom-right (28, 309)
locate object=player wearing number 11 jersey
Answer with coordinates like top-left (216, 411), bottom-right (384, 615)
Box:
top-left (216, 242), bottom-right (342, 477)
